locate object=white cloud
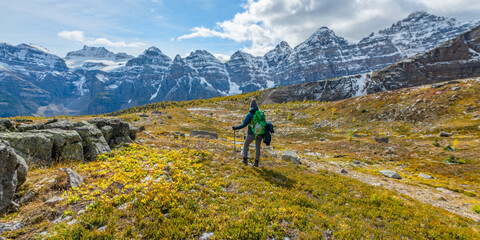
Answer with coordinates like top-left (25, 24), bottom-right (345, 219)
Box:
top-left (213, 53), bottom-right (231, 63)
top-left (178, 26), bottom-right (227, 40)
top-left (58, 30), bottom-right (146, 48)
top-left (178, 0), bottom-right (480, 56)
top-left (58, 30), bottom-right (85, 42)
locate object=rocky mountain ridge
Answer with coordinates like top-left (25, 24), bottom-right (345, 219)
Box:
top-left (260, 25), bottom-right (480, 104)
top-left (0, 12), bottom-right (479, 117)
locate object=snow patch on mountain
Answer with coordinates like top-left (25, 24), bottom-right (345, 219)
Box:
top-left (26, 44), bottom-right (51, 54)
top-left (65, 45), bottom-right (133, 71)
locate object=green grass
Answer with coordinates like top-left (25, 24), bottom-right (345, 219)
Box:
top-left (42, 144), bottom-right (479, 239)
top-left (473, 205), bottom-right (480, 214)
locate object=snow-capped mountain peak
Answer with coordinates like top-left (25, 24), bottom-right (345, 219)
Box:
top-left (65, 45), bottom-right (133, 71)
top-left (407, 11), bottom-right (428, 19)
top-left (370, 11), bottom-right (480, 57)
top-left (297, 26), bottom-right (349, 50)
top-left (264, 41), bottom-right (293, 67)
top-left (65, 45), bottom-right (115, 60)
top-left (126, 46), bottom-right (171, 67)
top-left (143, 46), bottom-right (164, 56)
top-left (25, 43), bottom-right (51, 54)
top-left (173, 54), bottom-right (183, 63)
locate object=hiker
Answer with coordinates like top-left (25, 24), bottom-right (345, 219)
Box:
top-left (232, 99), bottom-right (265, 167)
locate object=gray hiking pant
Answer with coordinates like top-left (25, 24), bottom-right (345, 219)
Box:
top-left (243, 134), bottom-right (263, 160)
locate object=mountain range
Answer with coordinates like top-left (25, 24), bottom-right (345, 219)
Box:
top-left (0, 11), bottom-right (479, 117)
top-left (261, 24), bottom-right (480, 104)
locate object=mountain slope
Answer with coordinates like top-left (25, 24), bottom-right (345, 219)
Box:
top-left (261, 25), bottom-right (480, 104)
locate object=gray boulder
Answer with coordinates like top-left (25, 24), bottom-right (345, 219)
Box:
top-left (281, 150), bottom-right (301, 164)
top-left (379, 170), bottom-right (402, 179)
top-left (190, 130), bottom-right (218, 139)
top-left (0, 140), bottom-right (25, 215)
top-left (58, 168), bottom-right (83, 189)
top-left (16, 155), bottom-right (28, 187)
top-left (44, 120), bottom-right (75, 130)
top-left (88, 118), bottom-right (134, 146)
top-left (0, 119), bottom-right (16, 132)
top-left (31, 129), bottom-right (83, 161)
top-left (74, 122), bottom-right (110, 161)
top-left (100, 125), bottom-right (113, 144)
top-left (129, 125), bottom-right (138, 141)
top-left (0, 132), bottom-right (54, 163)
top-left (16, 123), bottom-right (44, 132)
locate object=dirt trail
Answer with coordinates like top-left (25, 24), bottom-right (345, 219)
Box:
top-left (302, 159), bottom-right (480, 222)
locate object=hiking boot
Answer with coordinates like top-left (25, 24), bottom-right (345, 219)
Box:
top-left (253, 159), bottom-right (259, 167)
top-left (243, 157), bottom-right (248, 165)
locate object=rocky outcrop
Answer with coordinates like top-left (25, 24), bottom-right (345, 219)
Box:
top-left (88, 118), bottom-right (135, 147)
top-left (0, 118), bottom-right (137, 215)
top-left (31, 129), bottom-right (84, 161)
top-left (0, 118), bottom-right (137, 163)
top-left (0, 140), bottom-right (27, 214)
top-left (0, 132), bottom-right (54, 162)
top-left (0, 119), bottom-right (16, 132)
top-left (73, 121), bottom-right (110, 161)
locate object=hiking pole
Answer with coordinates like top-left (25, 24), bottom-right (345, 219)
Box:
top-left (234, 130), bottom-right (237, 153)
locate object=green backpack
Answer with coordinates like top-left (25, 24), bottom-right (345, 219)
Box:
top-left (251, 110), bottom-right (266, 137)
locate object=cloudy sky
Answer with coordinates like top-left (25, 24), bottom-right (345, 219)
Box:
top-left (1, 0), bottom-right (479, 60)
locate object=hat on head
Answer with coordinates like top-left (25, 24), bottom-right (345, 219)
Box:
top-left (250, 99), bottom-right (257, 108)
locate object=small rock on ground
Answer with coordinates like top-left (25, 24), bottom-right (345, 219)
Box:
top-left (190, 130), bottom-right (218, 139)
top-left (418, 173), bottom-right (434, 179)
top-left (19, 190), bottom-right (37, 205)
top-left (58, 168), bottom-right (83, 189)
top-left (281, 150), bottom-right (301, 164)
top-left (0, 222), bottom-right (24, 233)
top-left (199, 232), bottom-right (215, 240)
top-left (439, 132), bottom-right (452, 137)
top-left (45, 196), bottom-right (65, 206)
top-left (379, 170), bottom-right (402, 179)
top-left (374, 137), bottom-right (389, 143)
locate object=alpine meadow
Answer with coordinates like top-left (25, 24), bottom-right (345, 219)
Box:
top-left (1, 1), bottom-right (480, 239)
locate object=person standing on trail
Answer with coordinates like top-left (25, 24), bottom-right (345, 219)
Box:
top-left (232, 99), bottom-right (266, 167)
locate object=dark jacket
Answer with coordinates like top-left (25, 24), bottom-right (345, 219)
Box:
top-left (235, 106), bottom-right (258, 135)
top-left (264, 121), bottom-right (274, 146)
